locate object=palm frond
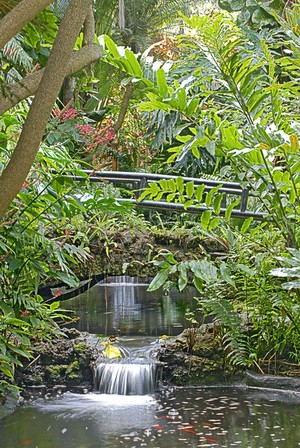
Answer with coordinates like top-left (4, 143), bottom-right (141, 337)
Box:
top-left (2, 35), bottom-right (34, 75)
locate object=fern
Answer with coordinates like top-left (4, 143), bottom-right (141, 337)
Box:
top-left (201, 295), bottom-right (252, 367)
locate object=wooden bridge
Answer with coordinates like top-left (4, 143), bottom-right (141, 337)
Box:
top-left (64, 170), bottom-right (266, 220)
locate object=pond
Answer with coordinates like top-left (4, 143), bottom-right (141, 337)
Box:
top-left (1, 276), bottom-right (300, 448)
top-left (62, 275), bottom-right (197, 336)
top-left (1, 385), bottom-right (300, 448)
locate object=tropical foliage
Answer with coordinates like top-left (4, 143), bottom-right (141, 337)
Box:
top-left (135, 7), bottom-right (300, 367)
top-left (1, 0), bottom-right (300, 400)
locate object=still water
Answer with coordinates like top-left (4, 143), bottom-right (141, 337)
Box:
top-left (62, 275), bottom-right (196, 336)
top-left (1, 276), bottom-right (300, 447)
top-left (1, 386), bottom-right (300, 447)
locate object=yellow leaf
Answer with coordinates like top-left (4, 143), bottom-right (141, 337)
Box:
top-left (290, 134), bottom-right (299, 153)
top-left (105, 343), bottom-right (121, 359)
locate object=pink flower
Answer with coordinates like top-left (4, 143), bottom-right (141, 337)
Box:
top-left (53, 107), bottom-right (61, 117)
top-left (75, 123), bottom-right (94, 135)
top-left (62, 108), bottom-right (78, 120)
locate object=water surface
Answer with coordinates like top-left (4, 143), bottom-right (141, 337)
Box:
top-left (63, 275), bottom-right (196, 336)
top-left (1, 386), bottom-right (299, 448)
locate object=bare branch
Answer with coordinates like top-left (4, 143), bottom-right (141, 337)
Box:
top-left (0, 0), bottom-right (54, 50)
top-left (83, 1), bottom-right (95, 45)
top-left (0, 43), bottom-right (102, 115)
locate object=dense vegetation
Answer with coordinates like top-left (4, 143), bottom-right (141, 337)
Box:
top-left (0, 0), bottom-right (300, 400)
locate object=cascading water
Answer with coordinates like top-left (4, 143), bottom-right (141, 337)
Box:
top-left (95, 360), bottom-right (159, 395)
top-left (92, 275), bottom-right (162, 396)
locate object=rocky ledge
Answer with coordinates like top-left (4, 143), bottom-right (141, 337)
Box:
top-left (15, 328), bottom-right (100, 396)
top-left (157, 325), bottom-right (233, 386)
top-left (157, 325), bottom-right (300, 389)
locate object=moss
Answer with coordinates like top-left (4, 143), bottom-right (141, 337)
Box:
top-left (66, 361), bottom-right (80, 379)
top-left (74, 342), bottom-right (87, 354)
top-left (45, 365), bottom-right (64, 382)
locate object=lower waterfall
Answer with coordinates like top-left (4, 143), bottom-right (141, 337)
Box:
top-left (94, 361), bottom-right (159, 395)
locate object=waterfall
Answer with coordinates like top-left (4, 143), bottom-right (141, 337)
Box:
top-left (95, 361), bottom-right (159, 395)
top-left (99, 275), bottom-right (150, 286)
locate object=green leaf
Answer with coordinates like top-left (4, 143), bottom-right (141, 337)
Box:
top-left (213, 194), bottom-right (223, 215)
top-left (178, 263), bottom-right (188, 291)
top-left (236, 264), bottom-right (255, 277)
top-left (125, 49), bottom-right (143, 77)
top-left (104, 35), bottom-right (120, 59)
top-left (184, 200), bottom-right (194, 209)
top-left (195, 184), bottom-right (205, 202)
top-left (50, 301), bottom-right (60, 311)
top-left (156, 68), bottom-right (168, 97)
top-left (8, 259), bottom-right (23, 272)
top-left (176, 177), bottom-right (184, 195)
top-left (240, 217), bottom-right (253, 233)
top-left (0, 363), bottom-right (14, 379)
top-left (186, 181), bottom-right (194, 199)
top-left (281, 280), bottom-right (300, 290)
top-left (208, 217), bottom-right (220, 230)
top-left (167, 193), bottom-right (176, 202)
top-left (186, 98), bottom-right (200, 116)
top-left (201, 210), bottom-right (212, 230)
top-left (225, 199), bottom-right (240, 220)
top-left (193, 275), bottom-right (203, 292)
top-left (220, 263), bottom-right (235, 287)
top-left (148, 268), bottom-right (173, 291)
top-left (177, 88), bottom-right (187, 111)
top-left (191, 145), bottom-right (200, 158)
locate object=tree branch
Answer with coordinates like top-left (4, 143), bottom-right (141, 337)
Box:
top-left (0, 0), bottom-right (54, 50)
top-left (0, 0), bottom-right (91, 218)
top-left (0, 43), bottom-right (102, 115)
top-left (83, 2), bottom-right (95, 45)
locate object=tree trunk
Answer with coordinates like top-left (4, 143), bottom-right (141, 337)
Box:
top-left (0, 0), bottom-right (92, 219)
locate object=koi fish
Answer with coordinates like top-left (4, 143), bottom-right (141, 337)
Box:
top-left (205, 437), bottom-right (218, 443)
top-left (20, 441), bottom-right (33, 445)
top-left (179, 428), bottom-right (197, 434)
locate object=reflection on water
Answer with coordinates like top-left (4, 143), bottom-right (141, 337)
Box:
top-left (63, 276), bottom-right (196, 336)
top-left (1, 386), bottom-right (299, 448)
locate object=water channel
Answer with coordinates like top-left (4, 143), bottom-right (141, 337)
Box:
top-left (1, 276), bottom-right (300, 448)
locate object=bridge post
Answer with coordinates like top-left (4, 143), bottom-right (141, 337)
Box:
top-left (240, 187), bottom-right (250, 212)
top-left (135, 176), bottom-right (148, 199)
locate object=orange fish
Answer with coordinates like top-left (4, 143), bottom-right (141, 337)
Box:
top-left (154, 424), bottom-right (163, 430)
top-left (205, 437), bottom-right (218, 443)
top-left (20, 441), bottom-right (33, 445)
top-left (179, 428), bottom-right (196, 434)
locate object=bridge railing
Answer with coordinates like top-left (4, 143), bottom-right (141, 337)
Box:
top-left (62, 170), bottom-right (266, 220)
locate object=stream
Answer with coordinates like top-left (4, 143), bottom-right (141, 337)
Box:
top-left (0, 276), bottom-right (300, 448)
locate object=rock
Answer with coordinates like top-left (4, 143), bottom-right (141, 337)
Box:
top-left (244, 371), bottom-right (300, 391)
top-left (157, 325), bottom-right (232, 386)
top-left (15, 328), bottom-right (100, 395)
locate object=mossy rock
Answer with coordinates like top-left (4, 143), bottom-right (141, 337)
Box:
top-left (15, 329), bottom-right (100, 392)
